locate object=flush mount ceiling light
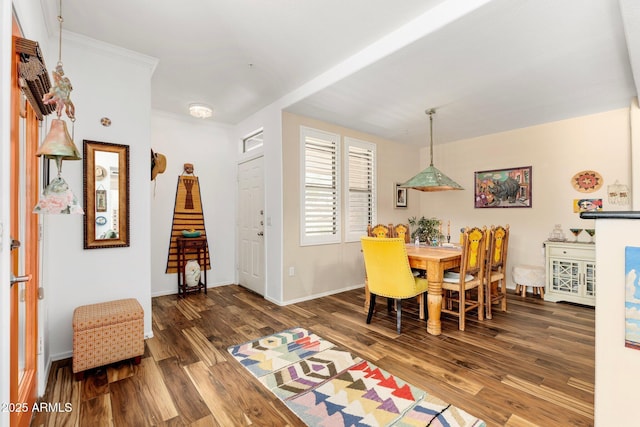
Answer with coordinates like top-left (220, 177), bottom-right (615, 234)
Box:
top-left (189, 103), bottom-right (213, 119)
top-left (399, 109), bottom-right (463, 192)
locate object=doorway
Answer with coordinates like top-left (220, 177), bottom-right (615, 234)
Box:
top-left (237, 156), bottom-right (265, 295)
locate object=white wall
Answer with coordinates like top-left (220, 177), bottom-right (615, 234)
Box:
top-left (150, 111), bottom-right (237, 296)
top-left (412, 108), bottom-right (631, 287)
top-left (593, 217), bottom-right (640, 425)
top-left (42, 33), bottom-right (157, 360)
top-left (281, 112), bottom-right (422, 302)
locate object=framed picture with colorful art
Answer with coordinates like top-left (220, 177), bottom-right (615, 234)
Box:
top-left (573, 198), bottom-right (603, 213)
top-left (474, 166), bottom-right (532, 208)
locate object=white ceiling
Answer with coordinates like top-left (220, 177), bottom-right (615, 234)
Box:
top-left (40, 0), bottom-right (640, 145)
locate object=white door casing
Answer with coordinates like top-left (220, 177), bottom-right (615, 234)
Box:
top-left (238, 156), bottom-right (265, 295)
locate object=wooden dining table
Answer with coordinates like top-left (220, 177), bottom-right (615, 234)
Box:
top-left (363, 244), bottom-right (462, 336)
top-left (406, 244), bottom-right (462, 335)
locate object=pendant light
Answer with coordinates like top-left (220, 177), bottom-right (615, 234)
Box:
top-left (399, 109), bottom-right (463, 192)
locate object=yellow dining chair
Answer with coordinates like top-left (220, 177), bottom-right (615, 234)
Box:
top-left (442, 226), bottom-right (487, 331)
top-left (363, 223), bottom-right (393, 312)
top-left (393, 223), bottom-right (411, 243)
top-left (361, 237), bottom-right (428, 334)
top-left (485, 224), bottom-right (510, 319)
top-left (368, 223), bottom-right (392, 238)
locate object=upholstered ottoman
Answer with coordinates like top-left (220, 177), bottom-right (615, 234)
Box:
top-left (72, 298), bottom-right (144, 380)
top-left (512, 265), bottom-right (546, 298)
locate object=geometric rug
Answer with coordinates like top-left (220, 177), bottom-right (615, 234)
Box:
top-left (228, 327), bottom-right (486, 427)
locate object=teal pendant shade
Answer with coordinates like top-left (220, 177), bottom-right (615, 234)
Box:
top-left (400, 109), bottom-right (463, 192)
top-left (400, 165), bottom-right (463, 192)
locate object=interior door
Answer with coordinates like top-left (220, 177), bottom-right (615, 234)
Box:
top-left (10, 26), bottom-right (40, 427)
top-left (238, 156), bottom-right (265, 295)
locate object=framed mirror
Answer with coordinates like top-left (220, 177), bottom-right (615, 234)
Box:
top-left (83, 140), bottom-right (129, 249)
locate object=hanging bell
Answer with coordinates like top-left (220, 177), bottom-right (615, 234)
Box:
top-left (36, 118), bottom-right (81, 161)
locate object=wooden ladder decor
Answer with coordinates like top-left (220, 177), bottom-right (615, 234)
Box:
top-left (165, 173), bottom-right (210, 273)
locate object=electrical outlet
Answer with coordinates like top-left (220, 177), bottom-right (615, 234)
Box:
top-left (288, 267), bottom-right (295, 276)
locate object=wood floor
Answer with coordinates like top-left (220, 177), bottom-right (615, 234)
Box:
top-left (31, 285), bottom-right (594, 427)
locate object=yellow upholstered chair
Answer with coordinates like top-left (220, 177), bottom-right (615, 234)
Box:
top-left (442, 226), bottom-right (487, 331)
top-left (363, 223), bottom-right (393, 312)
top-left (485, 225), bottom-right (510, 319)
top-left (361, 237), bottom-right (428, 334)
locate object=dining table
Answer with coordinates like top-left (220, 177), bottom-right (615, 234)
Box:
top-left (406, 244), bottom-right (462, 335)
top-left (363, 244), bottom-right (462, 336)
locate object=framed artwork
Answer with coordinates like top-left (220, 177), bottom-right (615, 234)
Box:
top-left (474, 166), bottom-right (532, 208)
top-left (395, 184), bottom-right (407, 208)
top-left (573, 198), bottom-right (603, 213)
top-left (95, 187), bottom-right (107, 212)
top-left (625, 246), bottom-right (640, 350)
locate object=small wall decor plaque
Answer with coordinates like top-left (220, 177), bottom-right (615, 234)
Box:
top-left (573, 198), bottom-right (602, 213)
top-left (571, 170), bottom-right (603, 193)
top-left (608, 180), bottom-right (630, 206)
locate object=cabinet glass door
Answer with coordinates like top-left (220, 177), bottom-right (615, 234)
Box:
top-left (551, 260), bottom-right (580, 295)
top-left (584, 261), bottom-right (596, 297)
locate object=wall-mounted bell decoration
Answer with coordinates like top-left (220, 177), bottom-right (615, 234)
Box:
top-left (33, 0), bottom-right (83, 215)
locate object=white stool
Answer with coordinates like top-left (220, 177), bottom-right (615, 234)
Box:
top-left (512, 265), bottom-right (545, 298)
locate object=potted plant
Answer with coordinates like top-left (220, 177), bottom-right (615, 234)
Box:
top-left (408, 216), bottom-right (442, 245)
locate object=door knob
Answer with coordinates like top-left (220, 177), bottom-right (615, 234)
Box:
top-left (257, 231), bottom-right (264, 236)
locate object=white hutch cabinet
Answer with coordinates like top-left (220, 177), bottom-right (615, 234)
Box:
top-left (544, 241), bottom-right (596, 306)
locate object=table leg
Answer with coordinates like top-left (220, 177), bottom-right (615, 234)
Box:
top-left (426, 291), bottom-right (442, 335)
top-left (426, 268), bottom-right (444, 335)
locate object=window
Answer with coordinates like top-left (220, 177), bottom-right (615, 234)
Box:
top-left (300, 127), bottom-right (341, 245)
top-left (243, 129), bottom-right (263, 153)
top-left (344, 138), bottom-right (376, 242)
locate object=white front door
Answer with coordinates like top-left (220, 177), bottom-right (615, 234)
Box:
top-left (238, 156), bottom-right (265, 295)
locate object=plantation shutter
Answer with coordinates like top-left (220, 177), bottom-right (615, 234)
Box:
top-left (300, 127), bottom-right (341, 245)
top-left (345, 139), bottom-right (376, 242)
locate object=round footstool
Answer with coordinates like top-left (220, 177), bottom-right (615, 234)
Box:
top-left (512, 265), bottom-right (545, 298)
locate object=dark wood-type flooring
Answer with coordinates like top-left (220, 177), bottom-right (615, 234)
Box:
top-left (31, 285), bottom-right (594, 426)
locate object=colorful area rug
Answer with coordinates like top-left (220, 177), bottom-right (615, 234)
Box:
top-left (228, 327), bottom-right (486, 427)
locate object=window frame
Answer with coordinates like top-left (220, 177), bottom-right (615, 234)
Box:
top-left (242, 128), bottom-right (264, 153)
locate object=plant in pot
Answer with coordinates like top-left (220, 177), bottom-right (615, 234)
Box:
top-left (408, 216), bottom-right (442, 245)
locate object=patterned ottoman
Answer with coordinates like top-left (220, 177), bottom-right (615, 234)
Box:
top-left (72, 298), bottom-right (144, 380)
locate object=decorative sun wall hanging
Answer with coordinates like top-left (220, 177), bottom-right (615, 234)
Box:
top-left (571, 170), bottom-right (603, 193)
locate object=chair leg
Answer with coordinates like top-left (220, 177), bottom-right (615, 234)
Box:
top-left (422, 291), bottom-right (428, 319)
top-left (387, 298), bottom-right (393, 313)
top-left (478, 282), bottom-right (484, 322)
top-left (396, 299), bottom-right (402, 334)
top-left (459, 289), bottom-right (466, 331)
top-left (363, 278), bottom-right (370, 313)
top-left (485, 280), bottom-right (493, 320)
top-left (366, 294), bottom-right (377, 324)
